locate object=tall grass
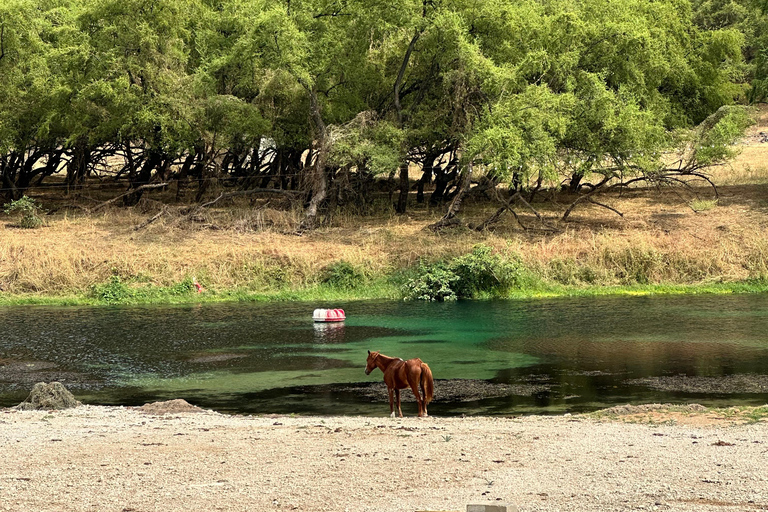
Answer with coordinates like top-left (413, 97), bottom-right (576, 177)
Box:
top-left (2, 186), bottom-right (768, 305)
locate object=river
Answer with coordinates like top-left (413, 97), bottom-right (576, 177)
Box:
top-left (1, 294), bottom-right (767, 415)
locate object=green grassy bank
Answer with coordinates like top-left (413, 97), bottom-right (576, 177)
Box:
top-left (1, 268), bottom-right (766, 308)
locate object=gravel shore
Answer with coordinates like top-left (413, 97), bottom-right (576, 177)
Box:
top-left (1, 403), bottom-right (766, 512)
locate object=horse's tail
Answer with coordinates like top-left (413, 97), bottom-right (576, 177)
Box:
top-left (420, 363), bottom-right (434, 405)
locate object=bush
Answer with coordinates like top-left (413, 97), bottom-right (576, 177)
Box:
top-left (403, 261), bottom-right (459, 301)
top-left (90, 276), bottom-right (131, 304)
top-left (451, 245), bottom-right (530, 297)
top-left (3, 196), bottom-right (45, 229)
top-left (321, 260), bottom-right (365, 289)
top-left (404, 245), bottom-right (535, 301)
top-left (169, 277), bottom-right (195, 295)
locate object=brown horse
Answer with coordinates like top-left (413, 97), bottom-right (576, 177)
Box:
top-left (365, 350), bottom-right (434, 417)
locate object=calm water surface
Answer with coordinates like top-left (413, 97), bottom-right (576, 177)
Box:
top-left (1, 294), bottom-right (767, 415)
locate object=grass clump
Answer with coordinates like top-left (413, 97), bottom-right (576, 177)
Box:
top-left (688, 198), bottom-right (718, 212)
top-left (548, 258), bottom-right (600, 285)
top-left (90, 276), bottom-right (131, 304)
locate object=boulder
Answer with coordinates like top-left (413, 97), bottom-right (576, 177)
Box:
top-left (15, 382), bottom-right (81, 411)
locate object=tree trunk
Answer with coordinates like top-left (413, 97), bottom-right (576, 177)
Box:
top-left (417, 150), bottom-right (438, 204)
top-left (125, 148), bottom-right (162, 206)
top-left (299, 87), bottom-right (329, 231)
top-left (175, 151), bottom-right (196, 202)
top-left (65, 137), bottom-right (91, 195)
top-left (391, 30), bottom-right (421, 215)
top-left (428, 162), bottom-right (472, 230)
top-left (395, 161), bottom-right (409, 213)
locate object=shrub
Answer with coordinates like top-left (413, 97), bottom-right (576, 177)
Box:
top-left (321, 260), bottom-right (365, 289)
top-left (453, 245), bottom-right (536, 297)
top-left (404, 246), bottom-right (536, 300)
top-left (90, 276), bottom-right (131, 304)
top-left (169, 277), bottom-right (195, 295)
top-left (403, 261), bottom-right (459, 301)
top-left (3, 196), bottom-right (45, 229)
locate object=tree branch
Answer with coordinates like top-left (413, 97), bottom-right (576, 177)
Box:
top-left (89, 182), bottom-right (169, 213)
top-left (562, 174), bottom-right (613, 221)
top-left (587, 198), bottom-right (624, 218)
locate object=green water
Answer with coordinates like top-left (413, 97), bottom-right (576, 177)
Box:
top-left (1, 294), bottom-right (767, 415)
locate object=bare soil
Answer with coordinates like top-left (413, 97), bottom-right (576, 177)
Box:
top-left (1, 402), bottom-right (767, 512)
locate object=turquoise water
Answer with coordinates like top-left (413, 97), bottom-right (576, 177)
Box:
top-left (1, 294), bottom-right (768, 415)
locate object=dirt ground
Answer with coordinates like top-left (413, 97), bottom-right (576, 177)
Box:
top-left (1, 402), bottom-right (767, 512)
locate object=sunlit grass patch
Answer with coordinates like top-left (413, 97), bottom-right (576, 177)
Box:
top-left (688, 198), bottom-right (718, 212)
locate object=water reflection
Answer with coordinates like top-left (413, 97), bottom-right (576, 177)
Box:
top-left (1, 295), bottom-right (767, 415)
top-left (313, 322), bottom-right (346, 344)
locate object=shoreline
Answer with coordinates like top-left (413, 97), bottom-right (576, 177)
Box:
top-left (1, 402), bottom-right (766, 512)
top-left (1, 279), bottom-right (767, 307)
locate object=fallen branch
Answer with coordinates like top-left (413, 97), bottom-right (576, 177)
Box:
top-left (474, 190), bottom-right (558, 232)
top-left (185, 188), bottom-right (300, 219)
top-left (562, 175), bottom-right (612, 221)
top-left (587, 198), bottom-right (624, 218)
top-left (134, 206), bottom-right (168, 230)
top-left (89, 183), bottom-right (169, 213)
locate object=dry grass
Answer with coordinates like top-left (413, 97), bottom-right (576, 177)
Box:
top-left (2, 185), bottom-right (767, 296)
top-left (2, 109), bottom-right (768, 298)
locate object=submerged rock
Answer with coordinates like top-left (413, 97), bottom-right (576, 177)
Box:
top-left (15, 382), bottom-right (82, 410)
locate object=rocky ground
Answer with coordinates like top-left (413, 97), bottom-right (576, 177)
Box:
top-left (1, 401), bottom-right (767, 512)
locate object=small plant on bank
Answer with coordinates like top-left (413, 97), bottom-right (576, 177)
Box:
top-left (3, 196), bottom-right (45, 228)
top-left (90, 275), bottom-right (131, 304)
top-left (451, 245), bottom-right (532, 297)
top-left (89, 276), bottom-right (205, 304)
top-left (170, 277), bottom-right (196, 295)
top-left (321, 260), bottom-right (365, 289)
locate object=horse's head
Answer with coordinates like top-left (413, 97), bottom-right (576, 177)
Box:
top-left (365, 350), bottom-right (380, 375)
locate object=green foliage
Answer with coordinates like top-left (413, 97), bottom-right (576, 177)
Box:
top-left (404, 246), bottom-right (536, 301)
top-left (451, 245), bottom-right (530, 298)
top-left (89, 276), bottom-right (131, 304)
top-left (403, 261), bottom-right (459, 302)
top-left (89, 275), bottom-right (199, 304)
top-left (170, 277), bottom-right (196, 295)
top-left (688, 198), bottom-right (719, 211)
top-left (321, 261), bottom-right (365, 289)
top-left (0, 0), bottom-right (757, 216)
top-left (3, 196), bottom-right (45, 228)
top-left (691, 106), bottom-right (754, 166)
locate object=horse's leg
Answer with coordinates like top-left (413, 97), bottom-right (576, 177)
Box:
top-left (388, 387), bottom-right (395, 418)
top-left (409, 377), bottom-right (424, 417)
top-left (392, 388), bottom-right (403, 418)
top-left (420, 379), bottom-right (428, 417)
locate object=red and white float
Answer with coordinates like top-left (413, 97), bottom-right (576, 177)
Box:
top-left (313, 308), bottom-right (346, 322)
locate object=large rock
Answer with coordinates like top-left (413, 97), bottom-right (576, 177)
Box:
top-left (15, 382), bottom-right (81, 411)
